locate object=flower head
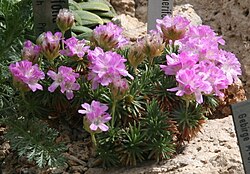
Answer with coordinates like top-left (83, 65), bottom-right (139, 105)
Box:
top-left (160, 52), bottom-right (198, 75)
top-left (60, 37), bottom-right (90, 58)
top-left (21, 40), bottom-right (41, 63)
top-left (78, 100), bottom-right (111, 132)
top-left (217, 50), bottom-right (242, 85)
top-left (37, 31), bottom-right (62, 61)
top-left (168, 68), bottom-right (213, 104)
top-left (156, 15), bottom-right (190, 41)
top-left (88, 47), bottom-right (133, 89)
top-left (9, 60), bottom-right (45, 92)
top-left (93, 22), bottom-right (129, 51)
top-left (47, 66), bottom-right (80, 100)
top-left (56, 8), bottom-right (74, 33)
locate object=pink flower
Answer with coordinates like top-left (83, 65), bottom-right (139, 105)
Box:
top-left (37, 31), bottom-right (62, 61)
top-left (156, 15), bottom-right (190, 41)
top-left (93, 22), bottom-right (129, 50)
top-left (60, 37), bottom-right (90, 58)
top-left (179, 25), bottom-right (225, 60)
top-left (194, 61), bottom-right (230, 97)
top-left (9, 60), bottom-right (45, 92)
top-left (47, 66), bottom-right (80, 100)
top-left (168, 68), bottom-right (213, 104)
top-left (218, 50), bottom-right (242, 85)
top-left (160, 52), bottom-right (198, 75)
top-left (87, 47), bottom-right (133, 89)
top-left (21, 40), bottom-right (41, 63)
top-left (78, 100), bottom-right (111, 131)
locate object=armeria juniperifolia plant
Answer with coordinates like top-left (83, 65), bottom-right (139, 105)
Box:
top-left (8, 10), bottom-right (242, 168)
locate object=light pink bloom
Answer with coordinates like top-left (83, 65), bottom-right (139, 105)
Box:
top-left (60, 37), bottom-right (90, 58)
top-left (160, 52), bottom-right (198, 75)
top-left (47, 66), bottom-right (80, 100)
top-left (87, 47), bottom-right (133, 89)
top-left (218, 50), bottom-right (242, 85)
top-left (78, 100), bottom-right (111, 131)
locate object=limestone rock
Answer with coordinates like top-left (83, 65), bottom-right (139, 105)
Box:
top-left (173, 4), bottom-right (202, 26)
top-left (99, 116), bottom-right (244, 174)
top-left (110, 0), bottom-right (135, 17)
top-left (112, 14), bottom-right (147, 41)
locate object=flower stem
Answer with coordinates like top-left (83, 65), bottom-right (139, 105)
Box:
top-left (111, 99), bottom-right (117, 128)
top-left (90, 132), bottom-right (97, 148)
top-left (20, 91), bottom-right (29, 105)
top-left (185, 99), bottom-right (190, 120)
top-left (61, 31), bottom-right (65, 50)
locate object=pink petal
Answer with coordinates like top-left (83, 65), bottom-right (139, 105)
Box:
top-left (98, 123), bottom-right (109, 131)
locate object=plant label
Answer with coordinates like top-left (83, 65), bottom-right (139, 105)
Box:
top-left (32, 0), bottom-right (69, 37)
top-left (147, 0), bottom-right (173, 32)
top-left (231, 100), bottom-right (250, 174)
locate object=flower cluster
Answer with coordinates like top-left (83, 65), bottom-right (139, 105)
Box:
top-left (8, 13), bottom-right (242, 142)
top-left (9, 60), bottom-right (45, 92)
top-left (47, 66), bottom-right (80, 100)
top-left (78, 100), bottom-right (111, 132)
top-left (160, 15), bottom-right (242, 103)
top-left (87, 47), bottom-right (133, 90)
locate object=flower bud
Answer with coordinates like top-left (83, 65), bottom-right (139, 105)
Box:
top-left (21, 40), bottom-right (41, 64)
top-left (127, 43), bottom-right (146, 71)
top-left (139, 31), bottom-right (165, 64)
top-left (56, 8), bottom-right (74, 33)
top-left (93, 22), bottom-right (128, 51)
top-left (156, 15), bottom-right (190, 42)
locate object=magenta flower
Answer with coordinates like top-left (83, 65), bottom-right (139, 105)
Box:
top-left (21, 40), bottom-right (41, 63)
top-left (156, 15), bottom-right (190, 41)
top-left (78, 100), bottom-right (111, 131)
top-left (9, 60), bottom-right (45, 92)
top-left (87, 47), bottom-right (133, 89)
top-left (60, 37), bottom-right (90, 58)
top-left (37, 31), bottom-right (62, 61)
top-left (47, 66), bottom-right (80, 100)
top-left (93, 22), bottom-right (129, 50)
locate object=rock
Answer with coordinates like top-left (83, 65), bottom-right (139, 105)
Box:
top-left (212, 81), bottom-right (247, 118)
top-left (101, 116), bottom-right (244, 174)
top-left (135, 0), bottom-right (147, 22)
top-left (85, 168), bottom-right (106, 174)
top-left (64, 153), bottom-right (87, 166)
top-left (69, 166), bottom-right (88, 173)
top-left (112, 14), bottom-right (147, 41)
top-left (173, 4), bottom-right (202, 26)
top-left (110, 0), bottom-right (135, 17)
